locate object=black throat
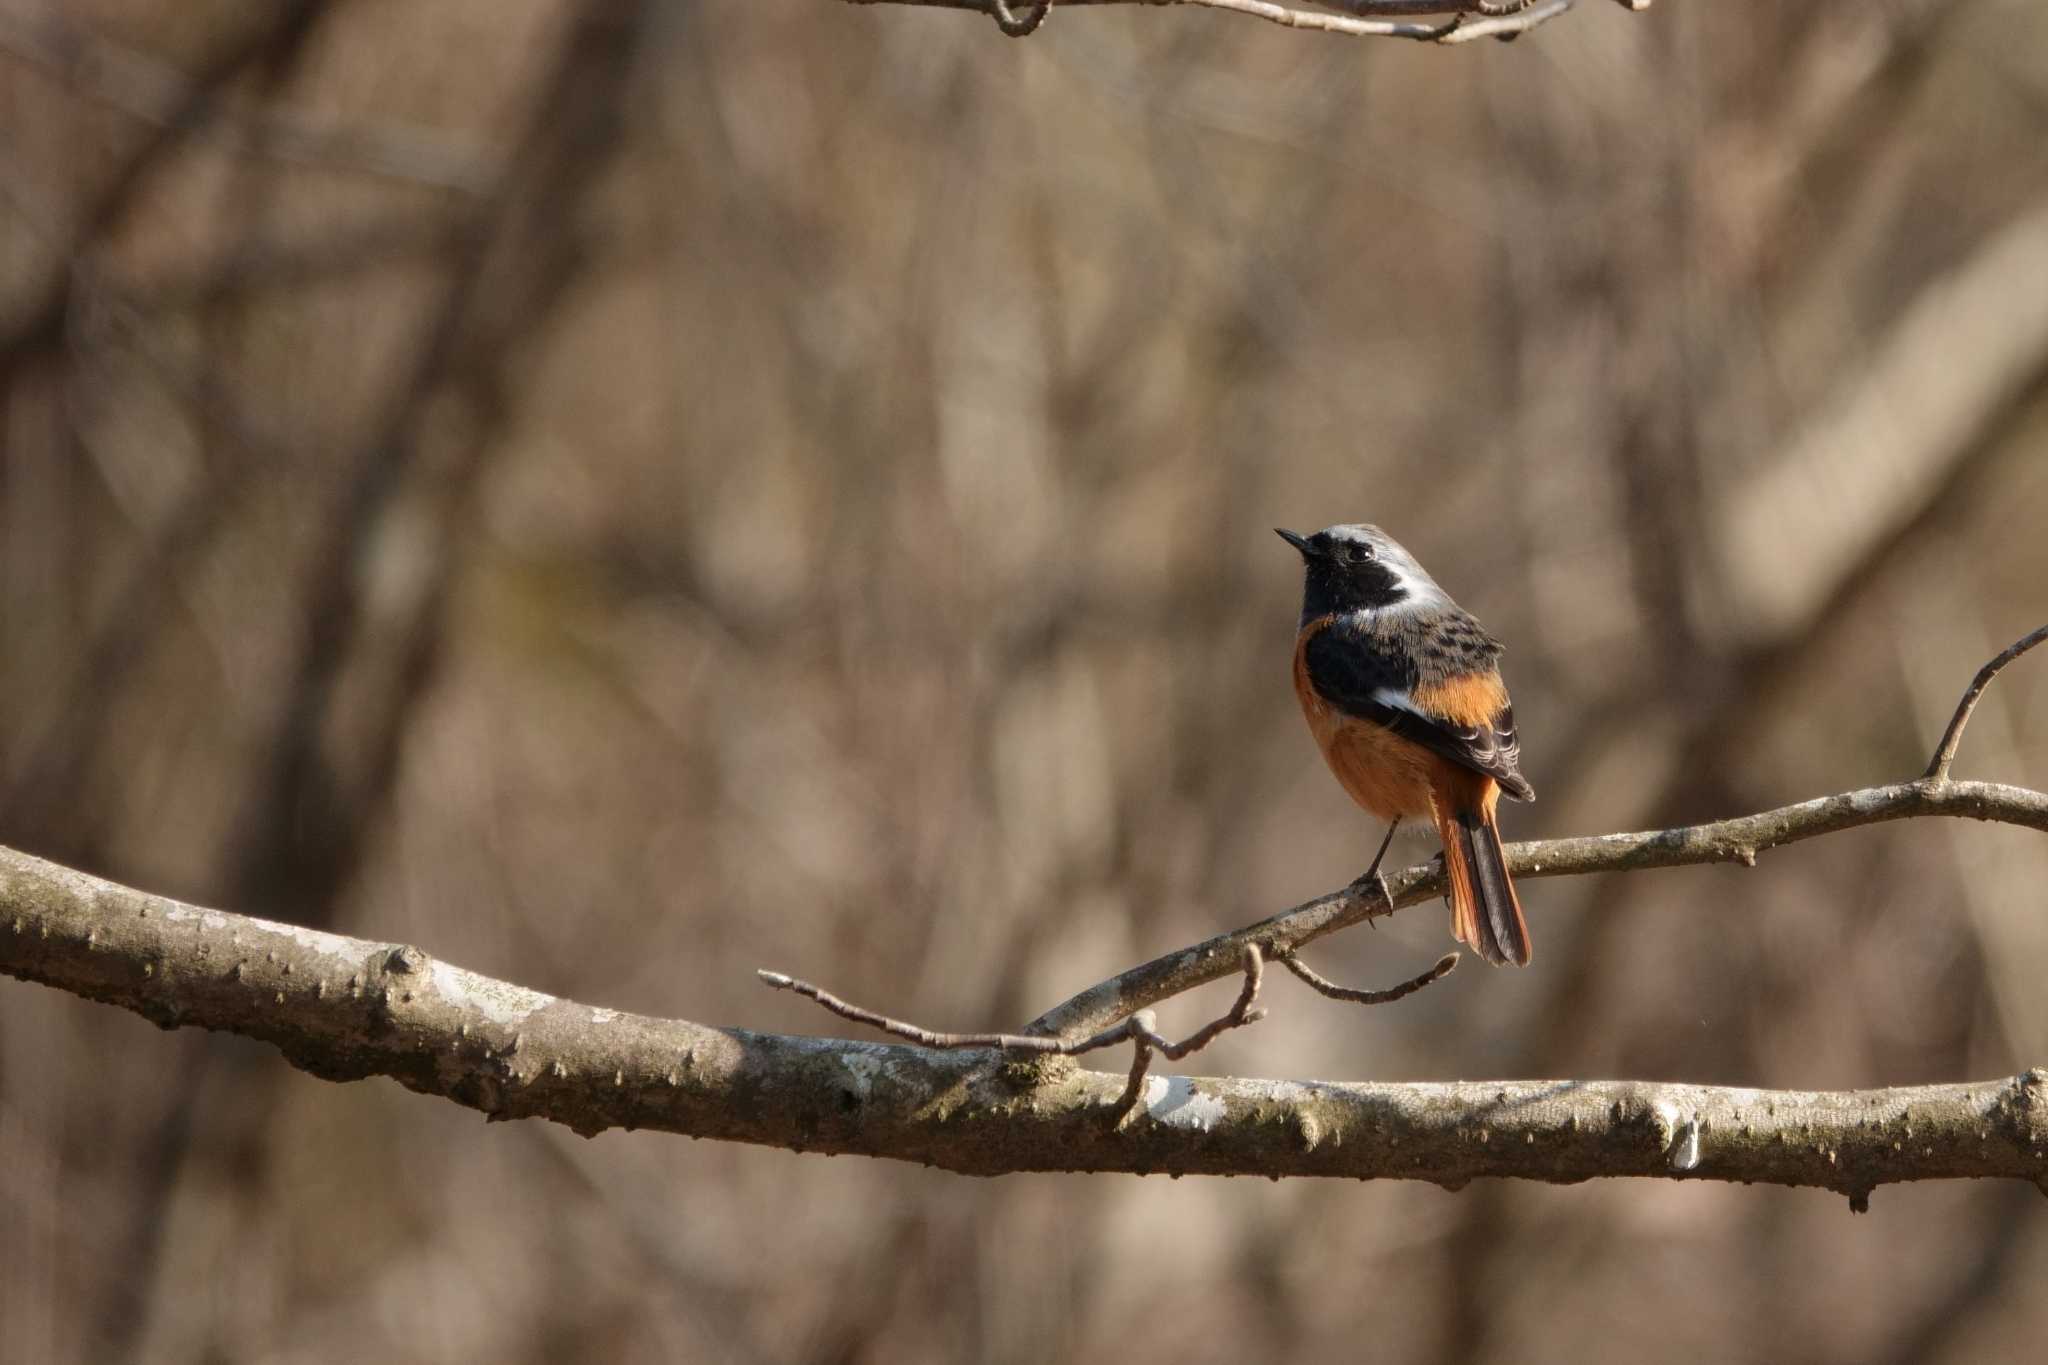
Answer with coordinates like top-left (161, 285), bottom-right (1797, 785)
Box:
top-left (1299, 557), bottom-right (1407, 625)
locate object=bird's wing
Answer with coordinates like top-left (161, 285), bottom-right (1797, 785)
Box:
top-left (1304, 620), bottom-right (1536, 801)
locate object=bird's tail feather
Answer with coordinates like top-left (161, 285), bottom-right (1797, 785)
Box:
top-left (1440, 802), bottom-right (1530, 967)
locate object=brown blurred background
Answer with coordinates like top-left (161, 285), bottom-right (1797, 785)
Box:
top-left (4, 0), bottom-right (2047, 1360)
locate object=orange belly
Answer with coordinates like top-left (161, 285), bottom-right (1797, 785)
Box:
top-left (1312, 712), bottom-right (1440, 821)
top-left (1291, 621), bottom-right (1496, 822)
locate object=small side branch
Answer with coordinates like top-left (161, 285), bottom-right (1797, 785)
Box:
top-left (1274, 948), bottom-right (1459, 1005)
top-left (1108, 949), bottom-right (1269, 1124)
top-left (765, 939), bottom-right (1464, 1124)
top-left (763, 946), bottom-right (1272, 1123)
top-left (1925, 623), bottom-right (2048, 781)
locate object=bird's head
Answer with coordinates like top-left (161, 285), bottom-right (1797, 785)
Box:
top-left (1275, 524), bottom-right (1446, 618)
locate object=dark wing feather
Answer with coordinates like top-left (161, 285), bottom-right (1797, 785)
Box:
top-left (1482, 704), bottom-right (1535, 802)
top-left (1304, 620), bottom-right (1535, 801)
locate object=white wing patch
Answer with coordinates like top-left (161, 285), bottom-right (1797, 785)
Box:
top-left (1371, 686), bottom-right (1429, 718)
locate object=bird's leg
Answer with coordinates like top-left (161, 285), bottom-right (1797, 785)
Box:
top-left (1352, 817), bottom-right (1401, 915)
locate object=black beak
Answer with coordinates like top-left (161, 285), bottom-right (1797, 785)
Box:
top-left (1275, 528), bottom-right (1315, 559)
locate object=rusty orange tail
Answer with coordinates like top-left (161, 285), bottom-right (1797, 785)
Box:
top-left (1436, 791), bottom-right (1530, 967)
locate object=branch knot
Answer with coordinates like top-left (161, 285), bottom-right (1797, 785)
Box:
top-left (985, 0), bottom-right (1050, 36)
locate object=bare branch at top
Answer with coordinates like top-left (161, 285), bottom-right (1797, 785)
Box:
top-left (839, 0), bottom-right (1653, 46)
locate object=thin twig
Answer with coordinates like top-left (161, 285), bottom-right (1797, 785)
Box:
top-left (1027, 777), bottom-right (2048, 1042)
top-left (766, 939), bottom-right (1453, 1128)
top-left (759, 968), bottom-right (1077, 1054)
top-left (1924, 623), bottom-right (2048, 782)
top-left (1137, 946), bottom-right (1268, 1061)
top-left (1273, 948), bottom-right (1459, 1005)
top-left (763, 947), bottom-right (1269, 1124)
top-left (1109, 949), bottom-right (1268, 1123)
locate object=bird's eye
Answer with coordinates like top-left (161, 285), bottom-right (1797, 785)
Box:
top-left (1344, 544), bottom-right (1372, 564)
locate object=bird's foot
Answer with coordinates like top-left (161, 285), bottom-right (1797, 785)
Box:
top-left (1349, 867), bottom-right (1396, 917)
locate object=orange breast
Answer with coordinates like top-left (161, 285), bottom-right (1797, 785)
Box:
top-left (1293, 623), bottom-right (1439, 822)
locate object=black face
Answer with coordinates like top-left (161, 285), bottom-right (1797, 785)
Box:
top-left (1276, 528), bottom-right (1407, 620)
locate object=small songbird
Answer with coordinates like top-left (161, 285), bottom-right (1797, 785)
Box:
top-left (1277, 524), bottom-right (1536, 966)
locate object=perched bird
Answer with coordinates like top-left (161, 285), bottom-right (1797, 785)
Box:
top-left (1277, 524), bottom-right (1536, 966)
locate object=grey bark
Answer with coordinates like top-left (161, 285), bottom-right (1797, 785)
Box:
top-left (6, 833), bottom-right (2045, 1204)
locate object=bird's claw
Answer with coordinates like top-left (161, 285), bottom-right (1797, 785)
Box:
top-left (1351, 867), bottom-right (1396, 916)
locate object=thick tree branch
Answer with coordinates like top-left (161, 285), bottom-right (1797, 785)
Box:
top-left (840, 0), bottom-right (1653, 46)
top-left (6, 629), bottom-right (2044, 1190)
top-left (3, 843), bottom-right (2044, 1200)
